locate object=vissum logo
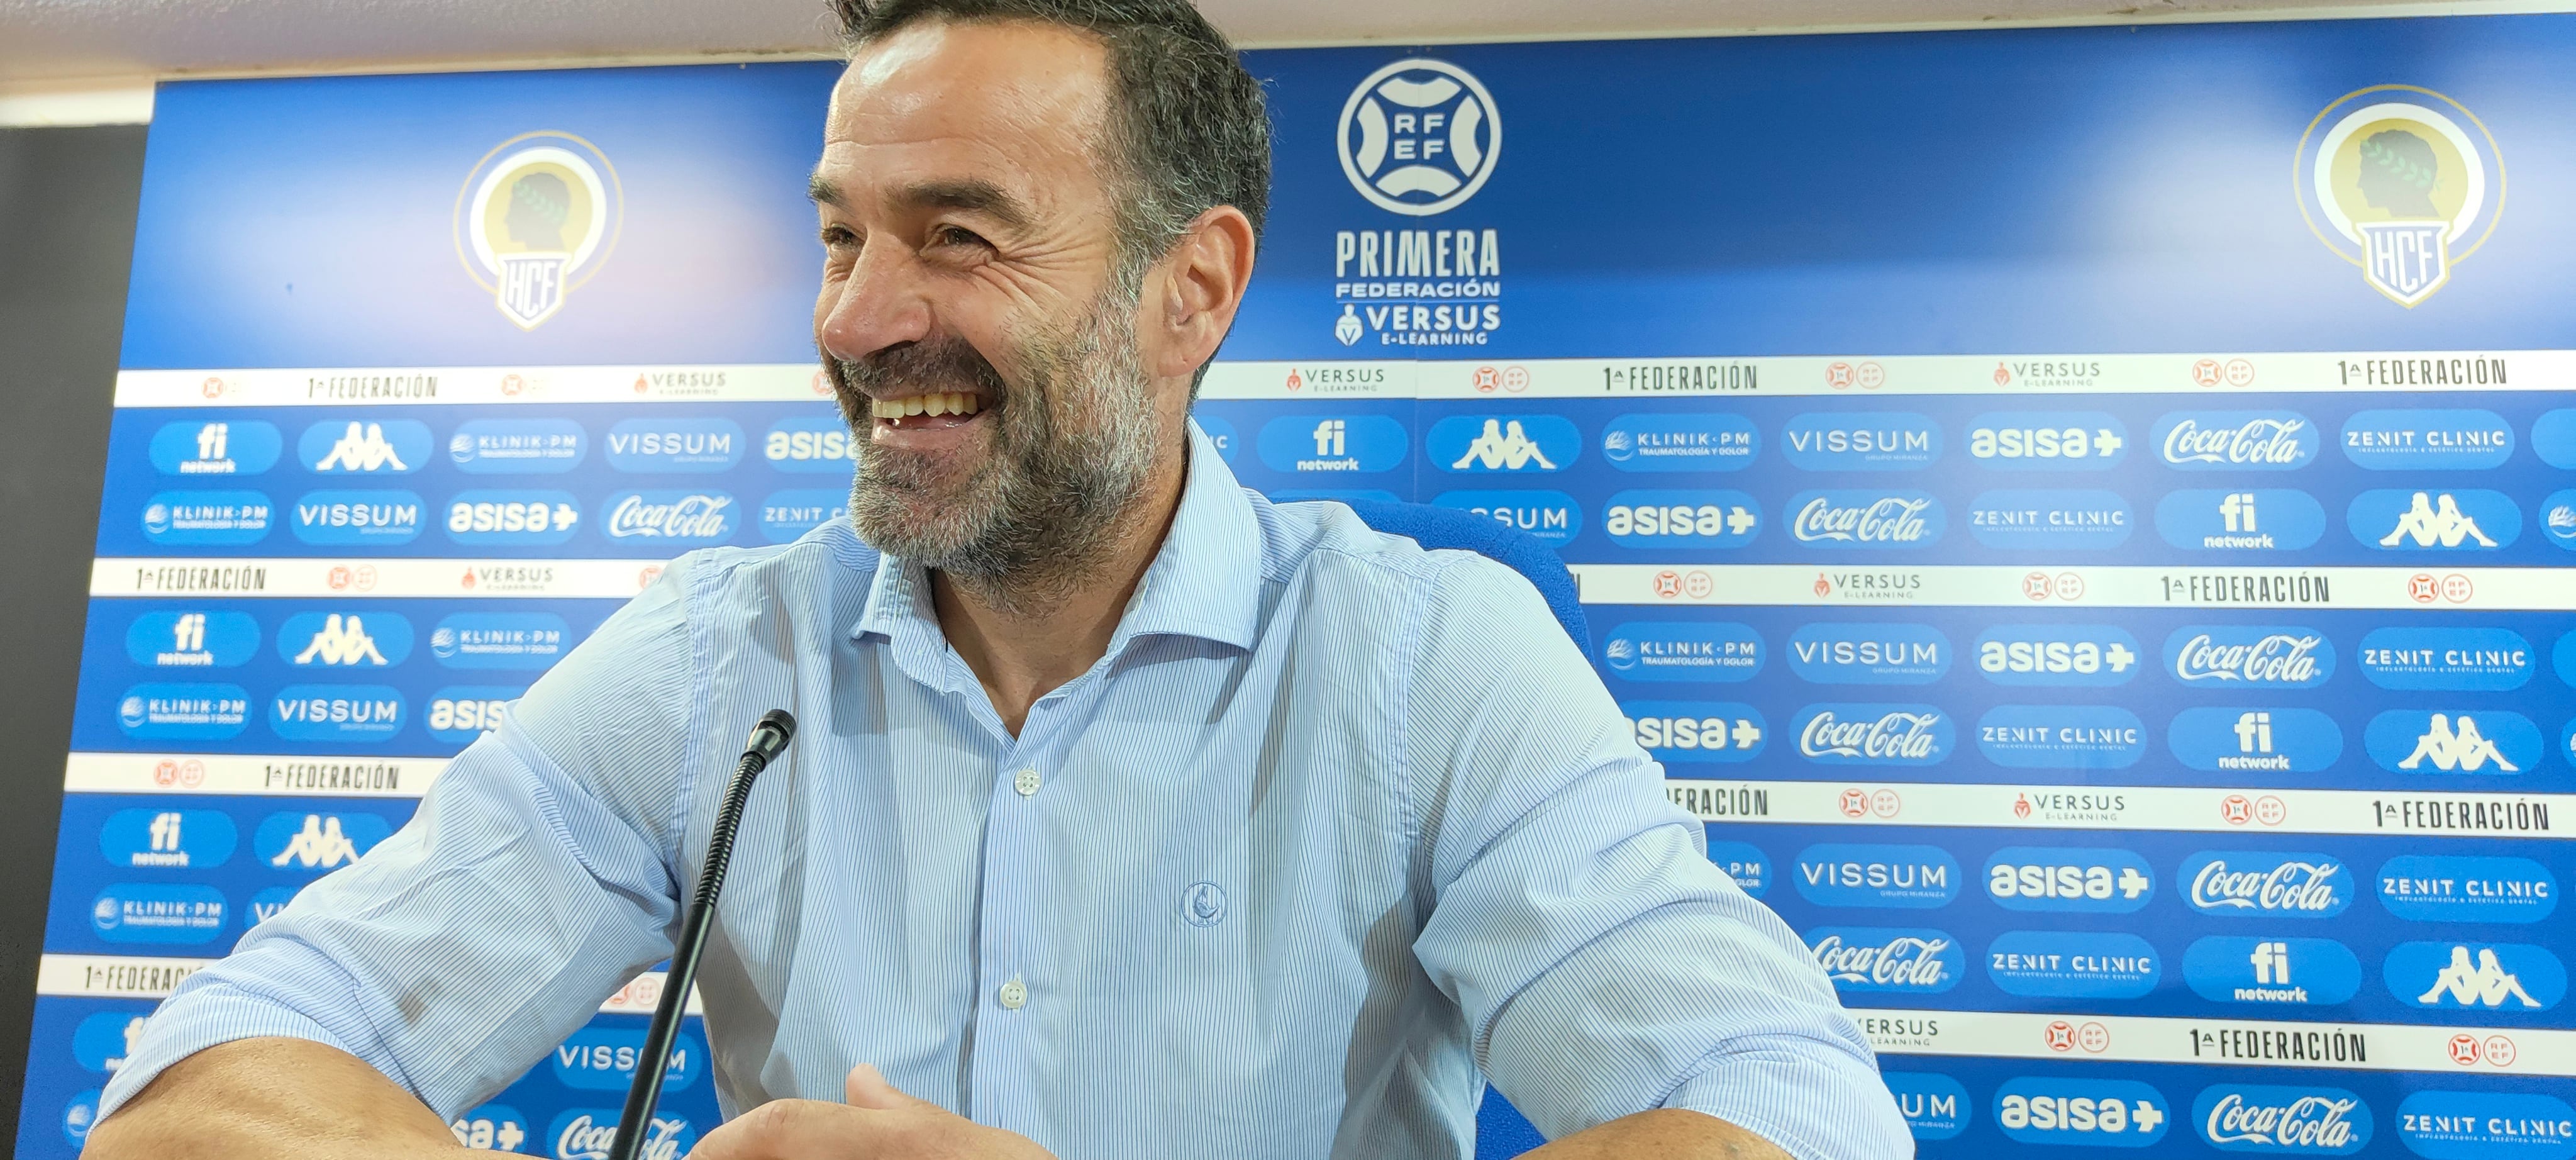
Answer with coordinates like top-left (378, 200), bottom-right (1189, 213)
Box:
top-left (2153, 411), bottom-right (2319, 471)
top-left (1984, 930), bottom-right (2160, 999)
top-left (1994, 1078), bottom-right (2170, 1147)
top-left (1803, 927), bottom-right (1962, 993)
top-left (1785, 490), bottom-right (1943, 548)
top-left (1792, 843), bottom-right (1960, 908)
top-left (1623, 700), bottom-right (1765, 761)
top-left (1977, 705), bottom-right (2146, 769)
top-left (270, 684), bottom-right (404, 742)
top-left (2184, 852), bottom-right (2351, 918)
top-left (551, 1028), bottom-right (704, 1091)
top-left (149, 419), bottom-right (280, 475)
top-left (1780, 411), bottom-right (1940, 471)
top-left (1965, 411), bottom-right (2127, 471)
top-left (604, 417), bottom-right (743, 472)
top-left (2194, 1085), bottom-right (2372, 1154)
top-left (298, 420), bottom-right (430, 474)
top-left (2385, 940), bottom-right (2565, 1012)
top-left (1984, 847), bottom-right (2153, 912)
top-left (1794, 704), bottom-right (1951, 765)
top-left (1601, 622), bottom-right (1762, 683)
top-left (2182, 936), bottom-right (2362, 1006)
top-left (2358, 627), bottom-right (2531, 691)
top-left (2341, 408), bottom-right (2512, 471)
top-left (2165, 626), bottom-right (2334, 688)
top-left (1786, 622), bottom-right (1948, 685)
top-left (1883, 1073), bottom-right (1970, 1140)
top-left (291, 489), bottom-right (424, 545)
top-left (450, 418), bottom-right (584, 473)
top-left (1433, 489), bottom-right (1580, 546)
top-left (1602, 489), bottom-right (1760, 547)
top-left (2168, 707), bottom-right (2342, 774)
top-left (1599, 413), bottom-right (1756, 472)
top-left (1975, 625), bottom-right (2140, 686)
top-left (2365, 709), bottom-right (2540, 774)
top-left (2377, 854), bottom-right (2557, 923)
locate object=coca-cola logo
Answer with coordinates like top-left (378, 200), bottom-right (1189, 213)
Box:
top-left (602, 491), bottom-right (736, 542)
top-left (1788, 491), bottom-right (1942, 546)
top-left (2195, 1086), bottom-right (2372, 1154)
top-left (2166, 628), bottom-right (2334, 688)
top-left (2156, 412), bottom-right (2319, 470)
top-left (1795, 705), bottom-right (1951, 765)
top-left (2183, 852), bottom-right (2350, 917)
top-left (1805, 927), bottom-right (1962, 992)
top-left (550, 1112), bottom-right (692, 1160)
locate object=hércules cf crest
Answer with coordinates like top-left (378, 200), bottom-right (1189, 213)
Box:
top-left (453, 131), bottom-right (623, 329)
top-left (2294, 86), bottom-right (2504, 308)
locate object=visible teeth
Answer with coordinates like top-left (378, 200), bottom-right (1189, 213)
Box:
top-left (868, 392), bottom-right (983, 420)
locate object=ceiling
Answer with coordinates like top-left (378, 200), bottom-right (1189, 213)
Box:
top-left (0, 0), bottom-right (2524, 111)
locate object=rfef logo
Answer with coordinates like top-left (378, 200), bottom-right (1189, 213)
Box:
top-left (1336, 59), bottom-right (1501, 216)
top-left (2350, 489), bottom-right (2519, 550)
top-left (1994, 1078), bottom-right (2170, 1147)
top-left (2341, 409), bottom-right (2512, 470)
top-left (2156, 489), bottom-right (2326, 552)
top-left (2193, 1085), bottom-right (2372, 1154)
top-left (1432, 489), bottom-right (1580, 546)
top-left (299, 420), bottom-right (430, 474)
top-left (2358, 627), bottom-right (2531, 691)
top-left (1985, 931), bottom-right (2160, 999)
top-left (2182, 935), bottom-right (2362, 1005)
top-left (2153, 412), bottom-right (2318, 471)
top-left (1966, 490), bottom-right (2132, 550)
top-left (1623, 701), bottom-right (1765, 761)
top-left (1965, 412), bottom-right (2127, 470)
top-left (1792, 843), bottom-right (1960, 908)
top-left (1804, 927), bottom-right (1962, 993)
top-left (1602, 622), bottom-right (1762, 683)
top-left (1602, 489), bottom-right (1760, 547)
top-left (2182, 851), bottom-right (2351, 918)
top-left (1780, 412), bottom-right (1940, 471)
top-left (450, 418), bottom-right (585, 473)
top-left (1599, 413), bottom-right (1756, 472)
top-left (2385, 941), bottom-right (2564, 1012)
top-left (1786, 622), bottom-right (1946, 684)
top-left (2394, 1091), bottom-right (2576, 1159)
top-left (150, 420), bottom-right (280, 475)
top-left (1426, 415), bottom-right (1578, 472)
top-left (2377, 854), bottom-right (2557, 923)
top-left (1975, 625), bottom-right (2141, 686)
top-left (2165, 627), bottom-right (2334, 688)
top-left (1984, 847), bottom-right (2154, 913)
top-left (2365, 709), bottom-right (2539, 773)
top-left (1786, 490), bottom-right (1943, 548)
top-left (2167, 707), bottom-right (2343, 773)
top-left (1977, 705), bottom-right (2146, 769)
top-left (1792, 703), bottom-right (1952, 766)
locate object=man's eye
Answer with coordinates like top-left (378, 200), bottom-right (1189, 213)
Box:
top-left (819, 226), bottom-right (858, 249)
top-left (933, 225), bottom-right (989, 249)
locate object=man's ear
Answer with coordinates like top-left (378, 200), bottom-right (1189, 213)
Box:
top-left (1145, 206), bottom-right (1257, 383)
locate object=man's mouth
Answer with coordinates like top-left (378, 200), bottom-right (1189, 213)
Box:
top-left (869, 391), bottom-right (988, 430)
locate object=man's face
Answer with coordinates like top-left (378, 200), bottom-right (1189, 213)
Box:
top-left (812, 20), bottom-right (1162, 584)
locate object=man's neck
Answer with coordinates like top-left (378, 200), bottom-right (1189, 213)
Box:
top-left (928, 445), bottom-right (1188, 737)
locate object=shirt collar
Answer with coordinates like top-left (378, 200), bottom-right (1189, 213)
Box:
top-left (851, 419), bottom-right (1263, 657)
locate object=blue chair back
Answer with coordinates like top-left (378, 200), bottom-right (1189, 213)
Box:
top-left (1338, 498), bottom-right (1573, 1157)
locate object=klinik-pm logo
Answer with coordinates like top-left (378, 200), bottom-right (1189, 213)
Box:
top-left (454, 131), bottom-right (623, 329)
top-left (2294, 86), bottom-right (2504, 308)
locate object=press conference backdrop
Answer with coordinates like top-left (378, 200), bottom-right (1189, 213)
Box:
top-left (22, 13), bottom-right (2576, 1159)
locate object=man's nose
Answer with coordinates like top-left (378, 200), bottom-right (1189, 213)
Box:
top-left (818, 237), bottom-right (934, 362)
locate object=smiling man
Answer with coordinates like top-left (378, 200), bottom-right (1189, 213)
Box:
top-left (83, 3), bottom-right (1906, 1159)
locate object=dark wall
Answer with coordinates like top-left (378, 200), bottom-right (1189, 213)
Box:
top-left (0, 122), bottom-right (148, 1146)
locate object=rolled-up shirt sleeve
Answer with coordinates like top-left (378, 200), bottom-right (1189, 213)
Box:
top-left (1406, 555), bottom-right (1911, 1159)
top-left (99, 560), bottom-right (705, 1122)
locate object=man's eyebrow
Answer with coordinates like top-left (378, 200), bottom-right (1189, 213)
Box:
top-left (808, 172), bottom-right (843, 207)
top-left (892, 179), bottom-right (1031, 231)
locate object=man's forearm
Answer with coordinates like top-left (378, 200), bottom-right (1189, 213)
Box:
top-left (1526, 1108), bottom-right (1795, 1160)
top-left (84, 1036), bottom-right (472, 1160)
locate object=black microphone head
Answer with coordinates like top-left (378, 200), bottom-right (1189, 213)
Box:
top-left (746, 708), bottom-right (797, 764)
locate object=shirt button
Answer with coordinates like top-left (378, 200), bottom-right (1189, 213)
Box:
top-left (1013, 768), bottom-right (1041, 796)
top-left (997, 979), bottom-right (1028, 1010)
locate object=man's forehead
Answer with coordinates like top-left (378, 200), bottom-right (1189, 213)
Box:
top-left (820, 20), bottom-right (1111, 194)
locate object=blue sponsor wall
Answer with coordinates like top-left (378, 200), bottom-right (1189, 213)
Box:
top-left (25, 13), bottom-right (2576, 1160)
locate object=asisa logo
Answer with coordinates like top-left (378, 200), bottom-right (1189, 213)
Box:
top-left (2165, 626), bottom-right (2334, 688)
top-left (1792, 844), bottom-right (1960, 909)
top-left (550, 1027), bottom-right (704, 1091)
top-left (2377, 854), bottom-right (2557, 924)
top-left (1786, 622), bottom-right (1948, 685)
top-left (271, 684), bottom-right (404, 742)
top-left (1977, 705), bottom-right (2146, 769)
top-left (426, 686), bottom-right (521, 745)
top-left (1984, 847), bottom-right (2155, 913)
top-left (605, 417), bottom-right (744, 473)
top-left (450, 418), bottom-right (585, 474)
top-left (2194, 1085), bottom-right (2372, 1154)
top-left (277, 611), bottom-right (414, 667)
top-left (1428, 415), bottom-right (1578, 472)
top-left (1974, 625), bottom-right (2141, 686)
top-left (1804, 927), bottom-right (1962, 993)
top-left (2385, 940), bottom-right (2565, 1012)
top-left (117, 683), bottom-right (250, 741)
top-left (448, 490), bottom-right (580, 546)
top-left (2292, 86), bottom-right (2504, 308)
top-left (1792, 703), bottom-right (1951, 766)
top-left (1786, 490), bottom-right (1943, 548)
top-left (548, 1109), bottom-right (694, 1160)
top-left (1780, 411), bottom-right (1940, 471)
top-left (433, 612), bottom-right (569, 669)
top-left (1336, 58), bottom-right (1500, 216)
top-left (255, 811), bottom-right (393, 872)
top-left (2153, 411), bottom-right (2318, 471)
top-left (140, 489), bottom-right (272, 546)
top-left (1884, 1073), bottom-right (1970, 1141)
top-left (2183, 851), bottom-right (2351, 918)
top-left (1623, 701), bottom-right (1765, 761)
top-left (1965, 412), bottom-right (2127, 471)
top-left (1984, 930), bottom-right (2160, 999)
top-left (1257, 415), bottom-right (1409, 474)
top-left (2357, 627), bottom-right (2531, 691)
top-left (2167, 707), bottom-right (2343, 774)
top-left (1432, 489), bottom-right (1580, 547)
top-left (2394, 1091), bottom-right (2576, 1160)
top-left (90, 884), bottom-right (227, 945)
top-left (291, 489), bottom-right (425, 545)
top-left (1601, 489), bottom-right (1760, 547)
top-left (2156, 489), bottom-right (2327, 552)
top-left (1994, 1078), bottom-right (2170, 1147)
top-left (125, 610), bottom-right (259, 668)
top-left (2340, 408), bottom-right (2513, 471)
top-left (99, 808), bottom-right (238, 869)
top-left (1598, 413), bottom-right (1756, 473)
top-left (450, 1103), bottom-right (530, 1152)
top-left (1601, 622), bottom-right (1762, 683)
top-left (2349, 489), bottom-right (2519, 550)
top-left (298, 420), bottom-right (430, 474)
top-left (2182, 935), bottom-right (2363, 1005)
top-left (763, 416), bottom-right (860, 472)
top-left (149, 419), bottom-right (280, 475)
top-left (602, 491), bottom-right (736, 545)
top-left (2365, 709), bottom-right (2540, 774)
top-left (760, 489), bottom-right (848, 544)
top-left (454, 131), bottom-right (621, 330)
top-left (1965, 490), bottom-right (2131, 550)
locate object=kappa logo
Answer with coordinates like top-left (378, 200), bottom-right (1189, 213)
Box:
top-left (2365, 709), bottom-right (2540, 774)
top-left (2402, 944), bottom-right (2555, 1010)
top-left (2294, 86), bottom-right (2504, 308)
top-left (301, 420), bottom-right (428, 474)
top-left (1337, 59), bottom-right (1500, 216)
top-left (455, 132), bottom-right (623, 329)
top-left (2355, 489), bottom-right (2519, 549)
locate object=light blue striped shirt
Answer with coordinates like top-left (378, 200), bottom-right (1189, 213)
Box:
top-left (103, 425), bottom-right (1908, 1159)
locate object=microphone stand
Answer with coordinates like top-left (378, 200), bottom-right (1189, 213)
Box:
top-left (606, 708), bottom-right (797, 1160)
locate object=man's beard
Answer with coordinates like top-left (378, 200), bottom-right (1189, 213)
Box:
top-left (833, 291), bottom-right (1160, 613)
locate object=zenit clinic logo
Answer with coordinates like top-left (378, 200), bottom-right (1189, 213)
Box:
top-left (453, 131), bottom-right (624, 329)
top-left (1338, 59), bottom-right (1500, 216)
top-left (2294, 86), bottom-right (2504, 308)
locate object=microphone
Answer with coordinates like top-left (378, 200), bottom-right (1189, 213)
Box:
top-left (607, 708), bottom-right (797, 1160)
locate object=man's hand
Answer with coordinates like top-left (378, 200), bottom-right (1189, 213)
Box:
top-left (689, 1064), bottom-right (1057, 1160)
